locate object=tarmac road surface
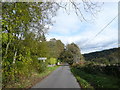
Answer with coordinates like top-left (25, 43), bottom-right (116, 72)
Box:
top-left (32, 66), bottom-right (80, 88)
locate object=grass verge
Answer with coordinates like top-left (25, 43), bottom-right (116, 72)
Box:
top-left (5, 66), bottom-right (59, 88)
top-left (71, 67), bottom-right (120, 89)
top-left (71, 67), bottom-right (94, 89)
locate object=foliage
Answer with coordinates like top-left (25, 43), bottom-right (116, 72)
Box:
top-left (5, 66), bottom-right (59, 88)
top-left (71, 48), bottom-right (120, 88)
top-left (2, 2), bottom-right (59, 87)
top-left (1, 1), bottom-right (101, 88)
top-left (47, 38), bottom-right (64, 59)
top-left (48, 58), bottom-right (57, 65)
top-left (83, 47), bottom-right (120, 65)
top-left (71, 68), bottom-right (93, 88)
top-left (71, 67), bottom-right (120, 88)
top-left (59, 43), bottom-right (84, 65)
top-left (73, 62), bottom-right (120, 78)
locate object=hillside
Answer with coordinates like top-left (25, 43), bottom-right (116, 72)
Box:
top-left (83, 47), bottom-right (120, 64)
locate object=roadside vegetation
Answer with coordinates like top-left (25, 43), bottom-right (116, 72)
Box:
top-left (2, 2), bottom-right (83, 88)
top-left (2, 2), bottom-right (63, 88)
top-left (2, 1), bottom-right (119, 89)
top-left (5, 66), bottom-right (59, 88)
top-left (70, 47), bottom-right (120, 89)
top-left (71, 63), bottom-right (120, 88)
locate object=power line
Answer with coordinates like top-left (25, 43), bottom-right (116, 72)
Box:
top-left (81, 15), bottom-right (118, 48)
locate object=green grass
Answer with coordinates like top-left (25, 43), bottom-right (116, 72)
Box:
top-left (36, 66), bottom-right (59, 78)
top-left (75, 76), bottom-right (94, 89)
top-left (71, 67), bottom-right (120, 88)
top-left (71, 67), bottom-right (94, 89)
top-left (5, 66), bottom-right (59, 88)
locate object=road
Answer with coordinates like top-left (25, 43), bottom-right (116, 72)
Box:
top-left (32, 66), bottom-right (80, 88)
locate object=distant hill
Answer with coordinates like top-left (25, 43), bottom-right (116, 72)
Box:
top-left (83, 47), bottom-right (120, 64)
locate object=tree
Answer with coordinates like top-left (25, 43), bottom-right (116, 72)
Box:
top-left (47, 38), bottom-right (64, 59)
top-left (48, 58), bottom-right (57, 65)
top-left (2, 2), bottom-right (59, 87)
top-left (1, 1), bottom-right (102, 87)
top-left (60, 43), bottom-right (84, 65)
top-left (2, 2), bottom-right (59, 58)
top-left (54, 1), bottom-right (103, 21)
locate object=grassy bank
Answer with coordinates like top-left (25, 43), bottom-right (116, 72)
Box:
top-left (5, 66), bottom-right (59, 88)
top-left (71, 67), bottom-right (120, 89)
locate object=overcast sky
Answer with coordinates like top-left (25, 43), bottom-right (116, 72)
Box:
top-left (46, 1), bottom-right (118, 54)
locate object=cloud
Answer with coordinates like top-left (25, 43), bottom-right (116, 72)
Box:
top-left (47, 8), bottom-right (82, 35)
top-left (46, 2), bottom-right (118, 54)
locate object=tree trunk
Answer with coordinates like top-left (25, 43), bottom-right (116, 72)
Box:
top-left (5, 40), bottom-right (11, 56)
top-left (13, 50), bottom-right (17, 64)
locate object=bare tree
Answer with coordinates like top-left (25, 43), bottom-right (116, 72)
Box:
top-left (54, 0), bottom-right (103, 21)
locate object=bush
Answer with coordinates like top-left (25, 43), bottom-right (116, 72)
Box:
top-left (48, 58), bottom-right (57, 65)
top-left (72, 62), bottom-right (120, 78)
top-left (71, 67), bottom-right (120, 88)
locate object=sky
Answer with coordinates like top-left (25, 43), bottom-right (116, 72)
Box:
top-left (46, 1), bottom-right (118, 54)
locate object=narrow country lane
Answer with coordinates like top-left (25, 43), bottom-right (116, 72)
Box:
top-left (32, 66), bottom-right (80, 88)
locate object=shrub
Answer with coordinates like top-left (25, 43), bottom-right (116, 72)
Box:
top-left (48, 58), bottom-right (57, 65)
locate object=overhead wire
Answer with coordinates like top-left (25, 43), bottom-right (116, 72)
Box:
top-left (81, 14), bottom-right (118, 49)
